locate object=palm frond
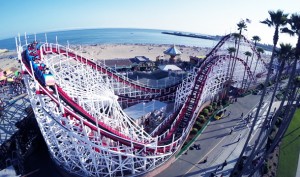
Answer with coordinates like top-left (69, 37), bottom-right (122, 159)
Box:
top-left (281, 27), bottom-right (295, 36)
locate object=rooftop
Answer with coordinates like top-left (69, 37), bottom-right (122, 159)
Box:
top-left (123, 100), bottom-right (167, 120)
top-left (158, 64), bottom-right (182, 71)
top-left (164, 45), bottom-right (182, 56)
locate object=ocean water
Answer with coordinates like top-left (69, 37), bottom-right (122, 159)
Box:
top-left (0, 28), bottom-right (217, 51)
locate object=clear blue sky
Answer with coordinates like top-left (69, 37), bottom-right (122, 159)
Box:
top-left (0, 0), bottom-right (299, 45)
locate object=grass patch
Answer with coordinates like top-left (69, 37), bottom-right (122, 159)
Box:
top-left (277, 109), bottom-right (300, 177)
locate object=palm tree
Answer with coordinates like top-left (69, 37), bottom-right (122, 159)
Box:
top-left (230, 21), bottom-right (248, 86)
top-left (261, 10), bottom-right (289, 65)
top-left (232, 33), bottom-right (241, 48)
top-left (241, 51), bottom-right (252, 89)
top-left (232, 10), bottom-right (289, 176)
top-left (247, 47), bottom-right (264, 90)
top-left (229, 33), bottom-right (241, 80)
top-left (249, 36), bottom-right (261, 70)
top-left (276, 43), bottom-right (294, 75)
top-left (247, 14), bottom-right (299, 173)
top-left (247, 45), bottom-right (296, 176)
top-left (247, 14), bottom-right (300, 172)
top-left (282, 13), bottom-right (300, 63)
top-left (252, 35), bottom-right (261, 46)
top-left (227, 47), bottom-right (236, 79)
top-left (253, 47), bottom-right (265, 78)
top-left (235, 20), bottom-right (248, 60)
top-left (224, 47), bottom-right (236, 97)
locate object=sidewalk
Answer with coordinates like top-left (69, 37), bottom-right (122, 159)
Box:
top-left (156, 94), bottom-right (264, 177)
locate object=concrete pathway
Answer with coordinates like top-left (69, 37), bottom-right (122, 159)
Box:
top-left (156, 91), bottom-right (281, 177)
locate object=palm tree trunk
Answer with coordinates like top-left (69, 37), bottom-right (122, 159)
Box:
top-left (225, 54), bottom-right (233, 96)
top-left (241, 56), bottom-right (249, 89)
top-left (229, 36), bottom-right (239, 86)
top-left (240, 59), bottom-right (286, 172)
top-left (231, 35), bottom-right (279, 176)
top-left (243, 58), bottom-right (297, 176)
top-left (249, 91), bottom-right (300, 176)
top-left (227, 54), bottom-right (232, 79)
top-left (246, 54), bottom-right (256, 90)
top-left (248, 64), bottom-right (299, 176)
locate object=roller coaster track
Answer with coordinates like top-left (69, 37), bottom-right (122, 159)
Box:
top-left (17, 33), bottom-right (268, 176)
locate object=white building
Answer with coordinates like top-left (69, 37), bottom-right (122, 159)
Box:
top-left (123, 100), bottom-right (167, 125)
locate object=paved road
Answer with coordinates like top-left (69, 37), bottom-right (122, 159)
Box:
top-left (156, 90), bottom-right (280, 177)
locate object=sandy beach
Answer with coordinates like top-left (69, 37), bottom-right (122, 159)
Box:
top-left (74, 44), bottom-right (211, 62)
top-left (0, 51), bottom-right (19, 71)
top-left (0, 44), bottom-right (210, 71)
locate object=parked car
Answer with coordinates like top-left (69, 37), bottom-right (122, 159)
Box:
top-left (214, 110), bottom-right (225, 120)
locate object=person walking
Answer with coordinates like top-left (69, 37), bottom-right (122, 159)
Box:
top-left (226, 111), bottom-right (231, 117)
top-left (240, 112), bottom-right (244, 118)
top-left (221, 160), bottom-right (227, 170)
top-left (237, 134), bottom-right (241, 142)
top-left (229, 128), bottom-right (233, 135)
top-left (203, 156), bottom-right (208, 163)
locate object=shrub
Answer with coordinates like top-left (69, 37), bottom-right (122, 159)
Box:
top-left (276, 93), bottom-right (283, 100)
top-left (197, 125), bottom-right (202, 130)
top-left (198, 114), bottom-right (205, 120)
top-left (195, 121), bottom-right (202, 128)
top-left (202, 109), bottom-right (209, 116)
top-left (222, 98), bottom-right (229, 106)
top-left (203, 108), bottom-right (209, 114)
top-left (191, 128), bottom-right (198, 134)
top-left (207, 105), bottom-right (213, 112)
top-left (199, 118), bottom-right (205, 124)
top-left (212, 102), bottom-right (217, 107)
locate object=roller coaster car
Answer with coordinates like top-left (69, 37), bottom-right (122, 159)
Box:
top-left (25, 49), bottom-right (55, 86)
top-left (214, 110), bottom-right (224, 120)
top-left (44, 74), bottom-right (55, 86)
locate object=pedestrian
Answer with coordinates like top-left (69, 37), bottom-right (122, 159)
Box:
top-left (229, 128), bottom-right (233, 135)
top-left (203, 156), bottom-right (208, 163)
top-left (240, 112), bottom-right (244, 118)
top-left (237, 134), bottom-right (241, 142)
top-left (227, 111), bottom-right (231, 117)
top-left (223, 160), bottom-right (227, 166)
top-left (221, 160), bottom-right (227, 170)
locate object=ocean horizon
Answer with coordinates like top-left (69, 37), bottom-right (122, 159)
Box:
top-left (0, 28), bottom-right (217, 51)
